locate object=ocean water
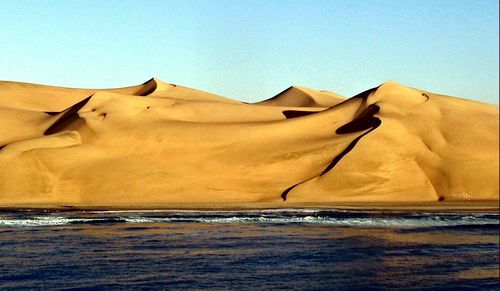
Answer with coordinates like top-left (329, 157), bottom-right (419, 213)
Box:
top-left (0, 209), bottom-right (498, 290)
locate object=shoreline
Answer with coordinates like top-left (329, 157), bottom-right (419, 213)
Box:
top-left (1, 201), bottom-right (498, 213)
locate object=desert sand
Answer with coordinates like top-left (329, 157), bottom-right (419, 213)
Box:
top-left (0, 78), bottom-right (498, 210)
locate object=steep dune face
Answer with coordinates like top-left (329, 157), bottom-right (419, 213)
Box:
top-left (0, 79), bottom-right (497, 208)
top-left (288, 82), bottom-right (499, 202)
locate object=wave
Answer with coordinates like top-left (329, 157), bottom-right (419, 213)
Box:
top-left (0, 209), bottom-right (498, 228)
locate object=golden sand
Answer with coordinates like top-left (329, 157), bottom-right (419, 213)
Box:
top-left (0, 78), bottom-right (498, 209)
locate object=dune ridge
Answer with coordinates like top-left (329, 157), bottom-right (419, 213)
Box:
top-left (0, 78), bottom-right (497, 209)
top-left (256, 85), bottom-right (345, 107)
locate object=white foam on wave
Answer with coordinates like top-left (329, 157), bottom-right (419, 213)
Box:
top-left (0, 212), bottom-right (498, 227)
top-left (0, 216), bottom-right (93, 227)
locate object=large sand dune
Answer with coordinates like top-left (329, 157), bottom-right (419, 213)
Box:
top-left (0, 78), bottom-right (498, 209)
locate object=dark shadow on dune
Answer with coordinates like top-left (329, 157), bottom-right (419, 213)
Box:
top-left (335, 104), bottom-right (380, 134)
top-left (282, 110), bottom-right (322, 119)
top-left (320, 118), bottom-right (381, 176)
top-left (44, 96), bottom-right (92, 135)
top-left (44, 111), bottom-right (60, 116)
top-left (281, 183), bottom-right (300, 201)
top-left (351, 86), bottom-right (379, 100)
top-left (136, 79), bottom-right (158, 96)
top-left (137, 85), bottom-right (157, 96)
top-left (281, 103), bottom-right (382, 201)
top-left (321, 104), bottom-right (381, 175)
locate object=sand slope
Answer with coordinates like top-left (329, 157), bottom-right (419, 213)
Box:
top-left (0, 79), bottom-right (498, 208)
top-left (256, 85), bottom-right (345, 107)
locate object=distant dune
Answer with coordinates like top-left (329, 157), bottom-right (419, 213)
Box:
top-left (0, 78), bottom-right (498, 210)
top-left (256, 85), bottom-right (345, 107)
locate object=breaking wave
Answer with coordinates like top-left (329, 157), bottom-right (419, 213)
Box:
top-left (0, 209), bottom-right (498, 228)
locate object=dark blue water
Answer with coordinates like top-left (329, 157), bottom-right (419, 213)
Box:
top-left (0, 209), bottom-right (498, 290)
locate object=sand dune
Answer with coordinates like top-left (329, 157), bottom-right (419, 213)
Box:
top-left (0, 78), bottom-right (497, 209)
top-left (256, 85), bottom-right (345, 107)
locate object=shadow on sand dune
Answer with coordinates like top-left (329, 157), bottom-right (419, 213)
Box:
top-left (282, 110), bottom-right (322, 119)
top-left (44, 96), bottom-right (92, 135)
top-left (281, 104), bottom-right (381, 201)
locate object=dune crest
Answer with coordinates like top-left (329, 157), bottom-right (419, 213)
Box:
top-left (257, 85), bottom-right (345, 107)
top-left (0, 78), bottom-right (497, 209)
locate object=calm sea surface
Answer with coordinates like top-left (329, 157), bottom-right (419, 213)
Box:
top-left (0, 209), bottom-right (498, 290)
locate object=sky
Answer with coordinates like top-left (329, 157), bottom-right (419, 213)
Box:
top-left (0, 0), bottom-right (498, 103)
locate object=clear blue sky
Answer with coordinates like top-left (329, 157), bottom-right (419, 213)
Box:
top-left (0, 0), bottom-right (498, 103)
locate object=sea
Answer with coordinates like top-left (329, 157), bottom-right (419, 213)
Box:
top-left (0, 209), bottom-right (498, 290)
